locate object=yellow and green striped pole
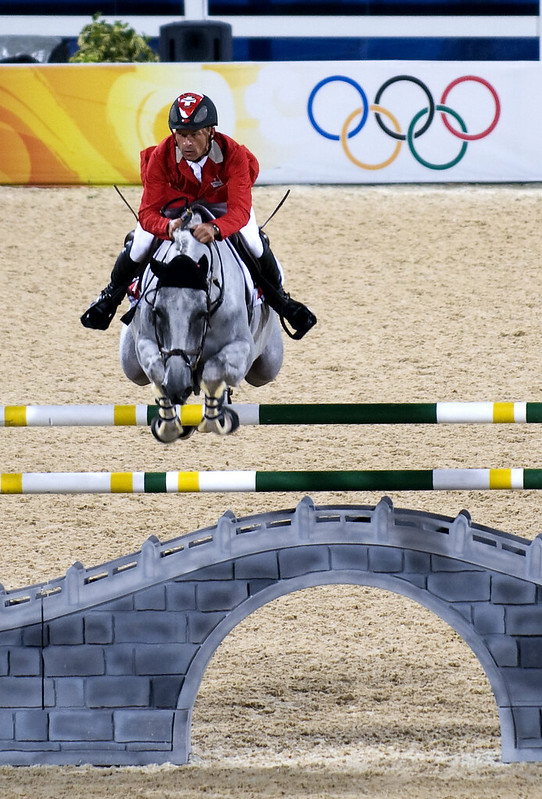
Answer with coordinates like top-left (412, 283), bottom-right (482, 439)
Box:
top-left (1, 468), bottom-right (542, 494)
top-left (2, 402), bottom-right (542, 427)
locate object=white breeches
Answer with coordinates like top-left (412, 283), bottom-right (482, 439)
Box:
top-left (238, 208), bottom-right (264, 258)
top-left (130, 223), bottom-right (156, 263)
top-left (206, 205), bottom-right (284, 278)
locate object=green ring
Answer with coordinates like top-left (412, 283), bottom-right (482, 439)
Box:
top-left (407, 104), bottom-right (468, 170)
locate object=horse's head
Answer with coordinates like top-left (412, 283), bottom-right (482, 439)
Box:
top-left (129, 201), bottom-right (219, 405)
top-left (144, 240), bottom-right (212, 405)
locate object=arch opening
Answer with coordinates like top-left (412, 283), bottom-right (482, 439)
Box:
top-left (188, 583), bottom-right (500, 764)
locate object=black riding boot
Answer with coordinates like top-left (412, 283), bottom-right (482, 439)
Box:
top-left (81, 244), bottom-right (139, 331)
top-left (256, 232), bottom-right (317, 339)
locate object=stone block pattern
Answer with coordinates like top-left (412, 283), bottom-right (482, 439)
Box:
top-left (0, 500), bottom-right (541, 764)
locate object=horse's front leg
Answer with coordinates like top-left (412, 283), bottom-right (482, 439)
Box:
top-left (150, 384), bottom-right (196, 443)
top-left (198, 381), bottom-right (239, 435)
top-left (198, 341), bottom-right (251, 435)
top-left (119, 325), bottom-right (149, 386)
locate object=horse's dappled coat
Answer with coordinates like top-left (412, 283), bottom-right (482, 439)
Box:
top-left (119, 205), bottom-right (284, 441)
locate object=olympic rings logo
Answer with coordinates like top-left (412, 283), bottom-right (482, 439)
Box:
top-left (307, 75), bottom-right (500, 171)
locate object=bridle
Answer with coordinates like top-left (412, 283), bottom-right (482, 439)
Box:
top-left (146, 212), bottom-right (226, 393)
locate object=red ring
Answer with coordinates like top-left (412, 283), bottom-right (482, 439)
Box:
top-left (440, 76), bottom-right (500, 141)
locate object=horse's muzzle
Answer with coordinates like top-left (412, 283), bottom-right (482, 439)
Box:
top-left (163, 357), bottom-right (194, 405)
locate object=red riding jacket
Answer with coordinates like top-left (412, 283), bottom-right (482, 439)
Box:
top-left (138, 131), bottom-right (259, 241)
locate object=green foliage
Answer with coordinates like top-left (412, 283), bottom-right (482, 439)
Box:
top-left (69, 12), bottom-right (159, 63)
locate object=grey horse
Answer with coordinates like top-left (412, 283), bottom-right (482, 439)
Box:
top-left (119, 205), bottom-right (283, 442)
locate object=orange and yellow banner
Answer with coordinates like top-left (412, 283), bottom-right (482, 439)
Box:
top-left (0, 63), bottom-right (260, 184)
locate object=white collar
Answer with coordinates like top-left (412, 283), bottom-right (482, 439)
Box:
top-left (208, 139), bottom-right (223, 164)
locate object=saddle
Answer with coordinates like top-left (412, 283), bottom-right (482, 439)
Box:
top-left (158, 200), bottom-right (316, 339)
top-left (187, 204), bottom-right (265, 308)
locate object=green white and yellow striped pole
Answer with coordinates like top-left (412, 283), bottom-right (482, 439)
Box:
top-left (2, 401), bottom-right (542, 427)
top-left (1, 468), bottom-right (542, 494)
top-left (0, 404), bottom-right (168, 427)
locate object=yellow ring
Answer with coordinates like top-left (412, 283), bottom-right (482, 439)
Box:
top-left (341, 104), bottom-right (402, 171)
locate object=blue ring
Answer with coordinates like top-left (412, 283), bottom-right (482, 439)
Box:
top-left (308, 76), bottom-right (369, 142)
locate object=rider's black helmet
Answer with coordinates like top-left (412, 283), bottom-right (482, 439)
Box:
top-left (169, 92), bottom-right (218, 132)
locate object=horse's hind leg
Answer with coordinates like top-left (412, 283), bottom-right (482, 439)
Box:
top-left (119, 325), bottom-right (149, 386)
top-left (245, 323), bottom-right (284, 387)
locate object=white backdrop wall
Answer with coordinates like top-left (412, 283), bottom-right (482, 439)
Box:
top-left (252, 61), bottom-right (542, 184)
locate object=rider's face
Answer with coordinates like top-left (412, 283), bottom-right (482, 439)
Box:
top-left (174, 127), bottom-right (212, 161)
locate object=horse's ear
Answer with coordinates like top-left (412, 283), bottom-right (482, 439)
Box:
top-left (197, 254), bottom-right (209, 275)
top-left (149, 258), bottom-right (171, 283)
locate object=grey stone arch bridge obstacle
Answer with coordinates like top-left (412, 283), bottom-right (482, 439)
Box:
top-left (0, 496), bottom-right (542, 765)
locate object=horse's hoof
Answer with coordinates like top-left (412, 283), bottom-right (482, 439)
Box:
top-left (151, 416), bottom-right (186, 443)
top-left (179, 425), bottom-right (196, 440)
top-left (198, 407), bottom-right (240, 436)
top-left (223, 407), bottom-right (240, 434)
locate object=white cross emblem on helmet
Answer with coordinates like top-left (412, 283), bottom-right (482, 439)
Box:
top-left (178, 93), bottom-right (203, 118)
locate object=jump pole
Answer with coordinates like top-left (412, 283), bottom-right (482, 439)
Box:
top-left (1, 468), bottom-right (542, 494)
top-left (2, 401), bottom-right (542, 427)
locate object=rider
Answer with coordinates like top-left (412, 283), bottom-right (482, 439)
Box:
top-left (81, 91), bottom-right (316, 339)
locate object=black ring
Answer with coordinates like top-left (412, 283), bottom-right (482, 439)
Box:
top-left (374, 75), bottom-right (435, 141)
